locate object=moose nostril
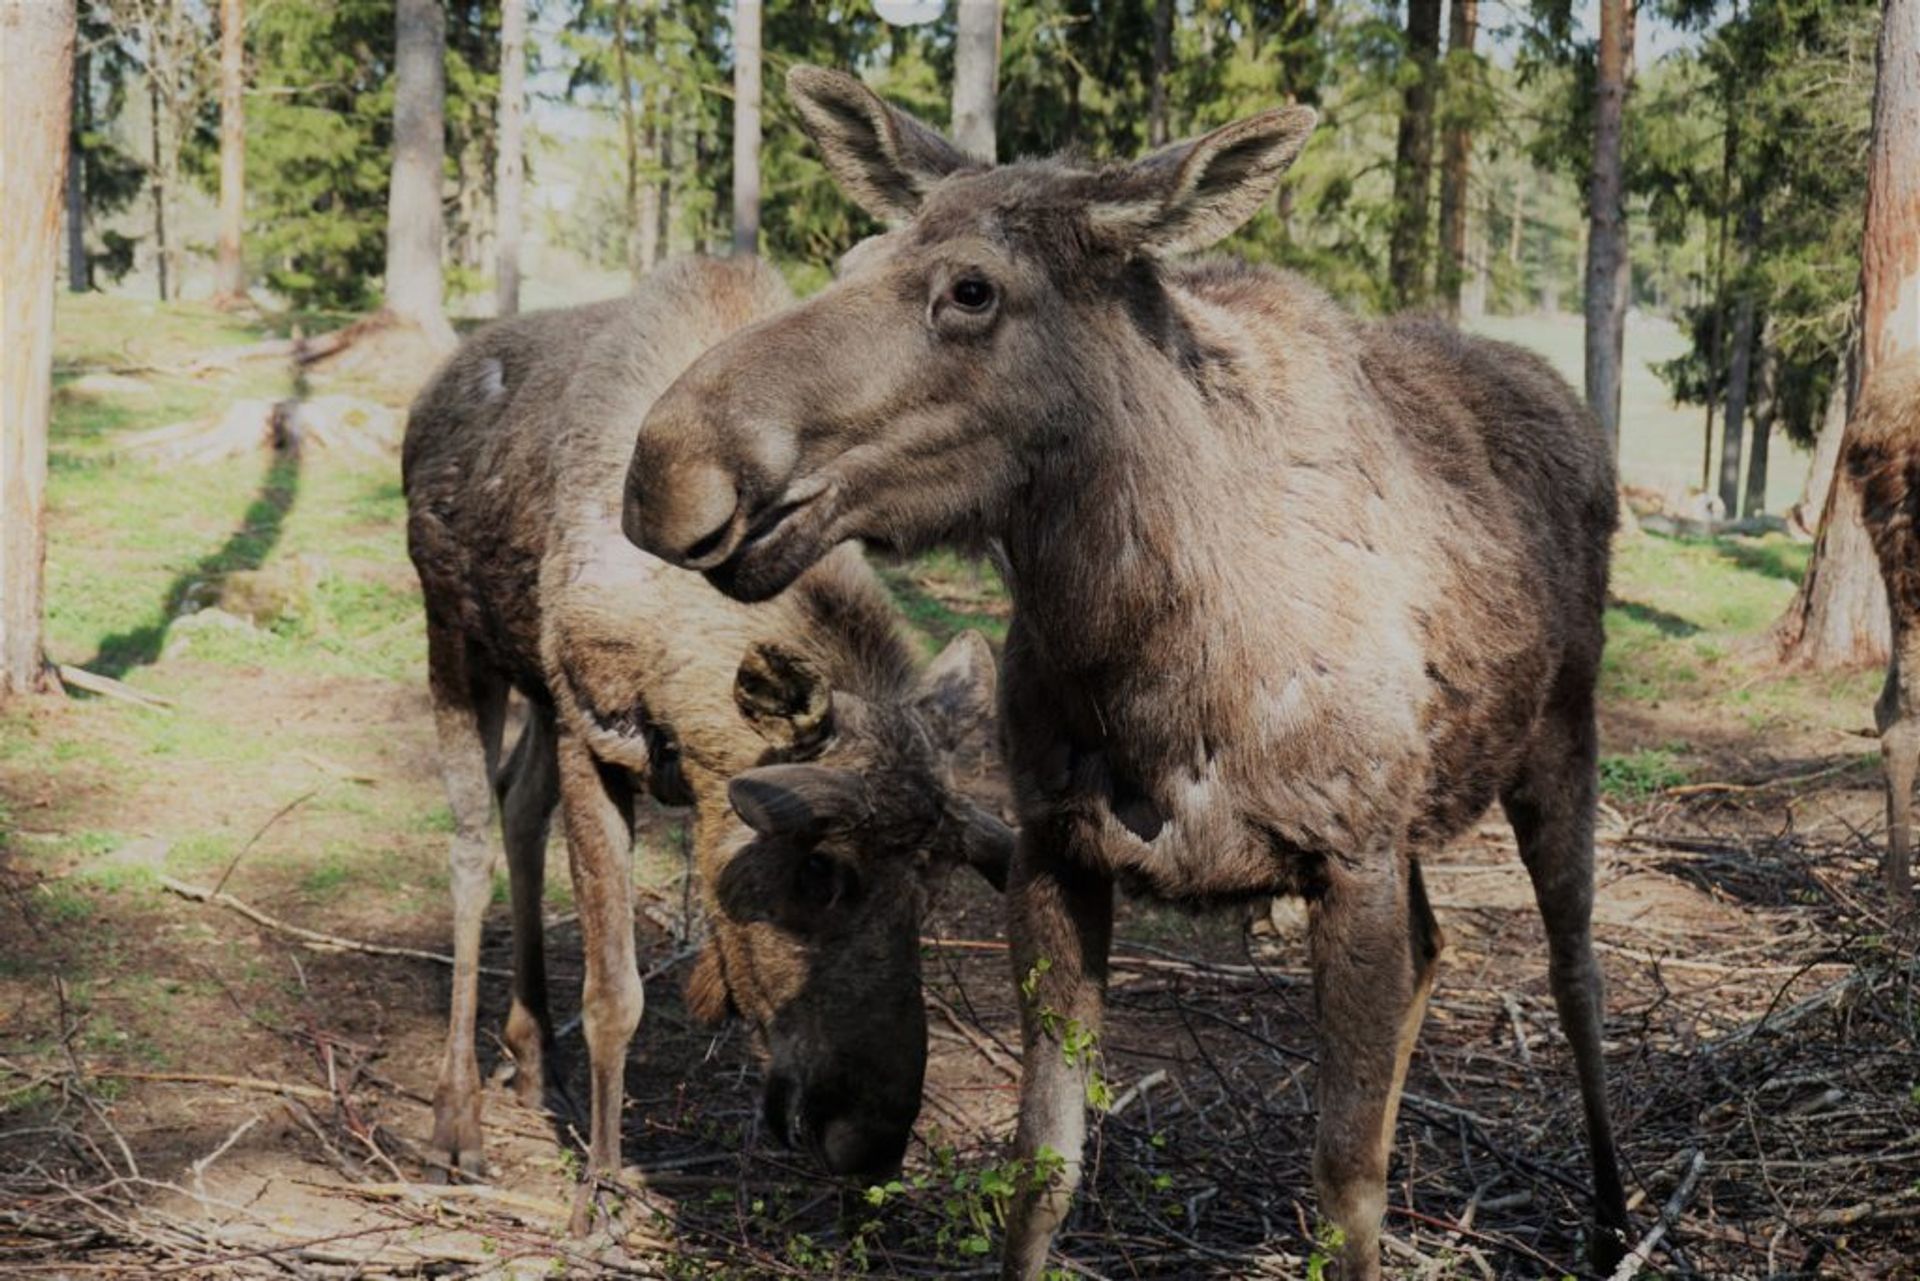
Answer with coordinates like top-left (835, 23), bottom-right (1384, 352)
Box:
top-left (682, 514), bottom-right (736, 566)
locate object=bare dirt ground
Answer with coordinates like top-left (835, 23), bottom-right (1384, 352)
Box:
top-left (3, 669), bottom-right (1915, 1279)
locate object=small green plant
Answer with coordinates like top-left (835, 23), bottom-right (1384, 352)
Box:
top-left (1306, 1222), bottom-right (1347, 1281)
top-left (1598, 747), bottom-right (1690, 800)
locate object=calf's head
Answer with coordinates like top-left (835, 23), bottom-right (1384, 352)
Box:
top-left (692, 630), bottom-right (1010, 1181)
top-left (624, 65), bottom-right (1316, 600)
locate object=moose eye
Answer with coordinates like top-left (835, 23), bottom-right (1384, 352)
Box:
top-left (948, 277), bottom-right (996, 312)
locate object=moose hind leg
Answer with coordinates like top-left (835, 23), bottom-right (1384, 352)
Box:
top-left (1501, 685), bottom-right (1631, 1262)
top-left (557, 728), bottom-right (642, 1237)
top-left (1308, 857), bottom-right (1443, 1281)
top-left (498, 705), bottom-right (562, 1108)
top-left (427, 625), bottom-right (509, 1180)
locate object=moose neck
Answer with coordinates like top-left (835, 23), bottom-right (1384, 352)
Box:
top-left (997, 280), bottom-right (1264, 678)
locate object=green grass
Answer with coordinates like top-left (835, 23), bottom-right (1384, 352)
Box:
top-left (1599, 747), bottom-right (1691, 800)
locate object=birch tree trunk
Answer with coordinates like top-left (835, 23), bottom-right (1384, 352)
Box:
top-left (1583, 0), bottom-right (1634, 453)
top-left (1, 0), bottom-right (76, 696)
top-left (496, 0), bottom-right (526, 315)
top-left (1776, 0), bottom-right (1915, 667)
top-left (383, 0), bottom-right (454, 346)
top-left (213, 0), bottom-right (248, 305)
top-left (731, 0), bottom-right (761, 257)
top-left (952, 0), bottom-right (1000, 163)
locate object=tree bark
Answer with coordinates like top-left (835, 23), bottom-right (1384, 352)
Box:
top-left (1437, 0), bottom-right (1477, 320)
top-left (612, 0), bottom-right (645, 279)
top-left (1, 0), bottom-right (76, 696)
top-left (495, 0), bottom-right (526, 315)
top-left (1789, 347), bottom-right (1853, 539)
top-left (731, 0), bottom-right (761, 257)
top-left (952, 0), bottom-right (1000, 163)
top-left (1701, 98), bottom-right (1737, 491)
top-left (1387, 0), bottom-right (1443, 309)
top-left (1718, 293), bottom-right (1754, 516)
top-left (1583, 0), bottom-right (1633, 453)
top-left (66, 46), bottom-right (88, 292)
top-left (1776, 0), bottom-right (1914, 667)
top-left (383, 0), bottom-right (454, 346)
top-left (213, 0), bottom-right (247, 305)
top-left (1149, 0), bottom-right (1172, 148)
top-left (148, 77), bottom-right (169, 302)
top-left (655, 79), bottom-right (674, 265)
top-left (1743, 328), bottom-right (1775, 518)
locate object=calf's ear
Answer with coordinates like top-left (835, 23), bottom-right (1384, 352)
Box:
top-left (787, 65), bottom-right (974, 225)
top-left (910, 629), bottom-right (999, 761)
top-left (735, 642), bottom-right (835, 757)
top-left (1089, 105), bottom-right (1318, 258)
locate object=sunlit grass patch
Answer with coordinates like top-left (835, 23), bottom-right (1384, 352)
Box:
top-left (1599, 747), bottom-right (1691, 799)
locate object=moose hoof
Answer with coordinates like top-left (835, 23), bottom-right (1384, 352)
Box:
top-left (428, 1100), bottom-right (488, 1184)
top-left (568, 1177), bottom-right (631, 1247)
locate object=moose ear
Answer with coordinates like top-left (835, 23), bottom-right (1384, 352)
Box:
top-left (684, 946), bottom-right (735, 1026)
top-left (910, 630), bottom-right (999, 760)
top-left (735, 643), bottom-right (835, 757)
top-left (787, 64), bottom-right (973, 224)
top-left (729, 764), bottom-right (872, 841)
top-left (1088, 105), bottom-right (1317, 257)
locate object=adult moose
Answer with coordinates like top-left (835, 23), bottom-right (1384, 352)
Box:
top-left (623, 71), bottom-right (1633, 1278)
top-left (404, 255), bottom-right (1011, 1231)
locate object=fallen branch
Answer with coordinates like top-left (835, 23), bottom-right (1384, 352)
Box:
top-left (55, 664), bottom-right (175, 709)
top-left (159, 875), bottom-right (508, 976)
top-left (1607, 1149), bottom-right (1706, 1281)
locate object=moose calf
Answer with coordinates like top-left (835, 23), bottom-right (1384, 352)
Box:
top-left (403, 256), bottom-right (1011, 1231)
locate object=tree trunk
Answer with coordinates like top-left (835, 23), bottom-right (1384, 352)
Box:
top-left (1701, 99), bottom-right (1737, 491)
top-left (1789, 348), bottom-right (1854, 539)
top-left (1717, 296), bottom-right (1754, 514)
top-left (952, 0), bottom-right (1000, 163)
top-left (148, 78), bottom-right (168, 302)
top-left (1743, 328), bottom-right (1775, 519)
top-left (383, 0), bottom-right (454, 346)
top-left (495, 0), bottom-right (526, 315)
top-left (1776, 0), bottom-right (1915, 668)
top-left (1436, 0), bottom-right (1477, 319)
top-left (212, 0), bottom-right (248, 305)
top-left (1149, 0), bottom-right (1172, 147)
top-left (1462, 181), bottom-right (1489, 319)
top-left (612, 0), bottom-right (643, 279)
top-left (1387, 0), bottom-right (1443, 309)
top-left (1583, 0), bottom-right (1633, 453)
top-left (731, 0), bottom-right (761, 257)
top-left (66, 44), bottom-right (87, 293)
top-left (655, 81), bottom-right (675, 265)
top-left (1, 0), bottom-right (76, 696)
top-left (1507, 171), bottom-right (1525, 269)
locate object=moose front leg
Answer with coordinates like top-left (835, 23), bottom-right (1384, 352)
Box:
top-left (555, 728), bottom-right (642, 1238)
top-left (1001, 820), bottom-right (1114, 1281)
top-left (1308, 857), bottom-right (1443, 1281)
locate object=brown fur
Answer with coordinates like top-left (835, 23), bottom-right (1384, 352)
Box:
top-left (622, 71), bottom-right (1630, 1279)
top-left (1843, 351), bottom-right (1920, 906)
top-left (402, 256), bottom-right (1011, 1222)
